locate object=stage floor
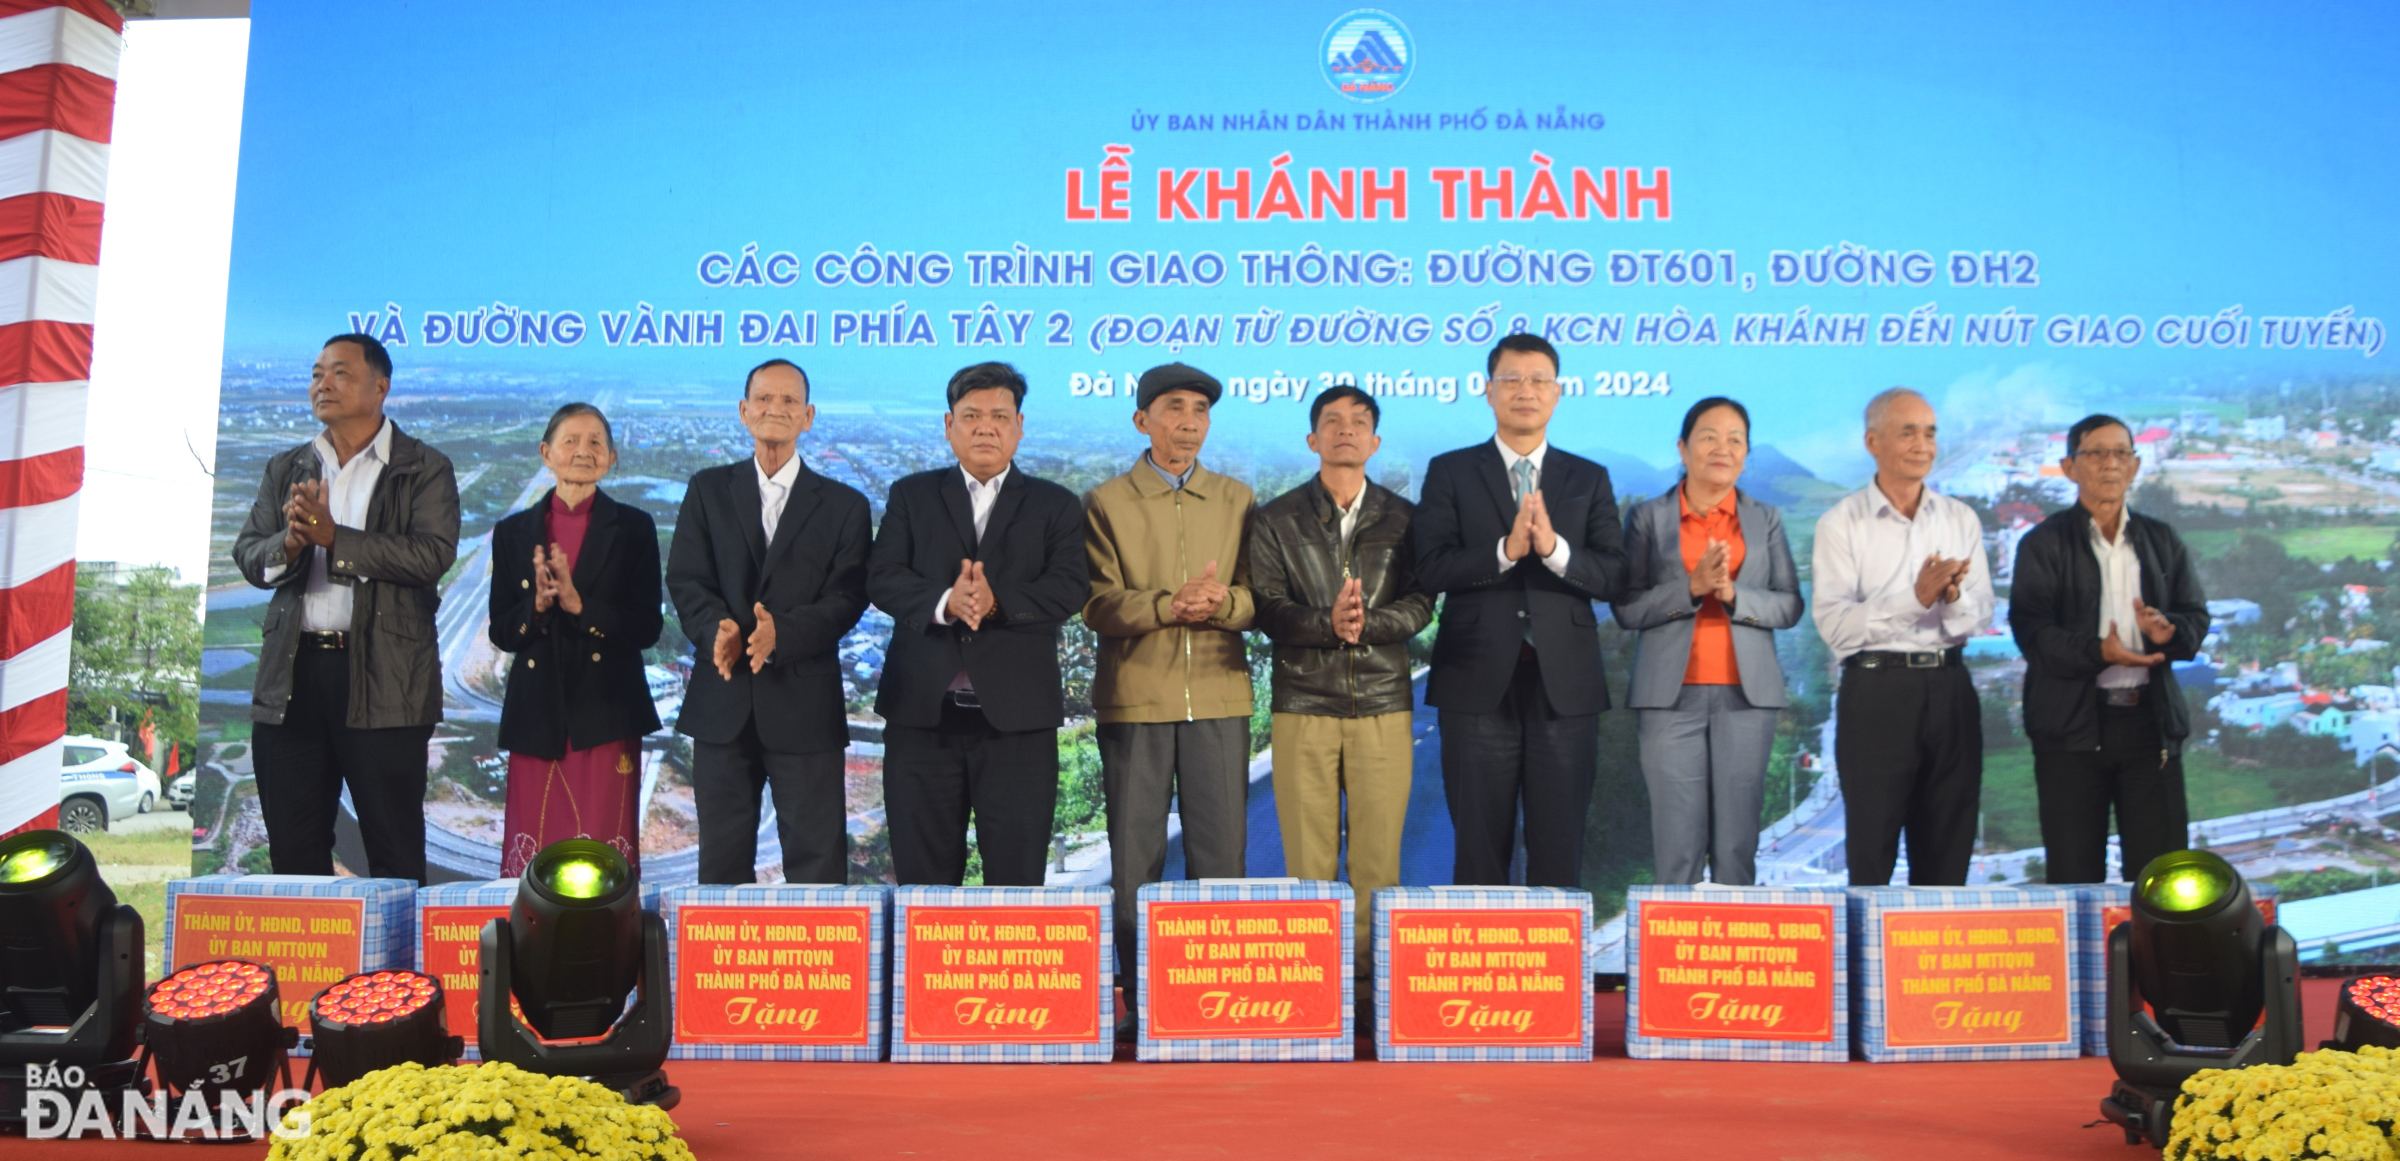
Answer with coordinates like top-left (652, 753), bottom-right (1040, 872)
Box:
top-left (14, 978), bottom-right (2344, 1159)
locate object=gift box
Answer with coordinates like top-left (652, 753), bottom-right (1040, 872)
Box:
top-left (1137, 879), bottom-right (1351, 1062)
top-left (1849, 886), bottom-right (2082, 1062)
top-left (889, 885), bottom-right (1112, 1063)
top-left (164, 874), bottom-right (417, 1051)
top-left (661, 884), bottom-right (889, 1061)
top-left (1375, 885), bottom-right (1592, 1062)
top-left (1625, 884), bottom-right (1848, 1062)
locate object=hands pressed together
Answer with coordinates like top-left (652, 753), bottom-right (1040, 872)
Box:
top-left (1503, 490), bottom-right (1559, 563)
top-left (1686, 538), bottom-right (1736, 605)
top-left (1172, 559), bottom-right (1228, 624)
top-left (947, 559), bottom-right (999, 630)
top-left (280, 480), bottom-right (334, 558)
top-left (531, 544), bottom-right (584, 615)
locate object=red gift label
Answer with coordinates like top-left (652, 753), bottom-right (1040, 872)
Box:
top-left (172, 895), bottom-right (367, 1029)
top-left (1881, 907), bottom-right (2071, 1047)
top-left (420, 904), bottom-right (505, 1041)
top-left (675, 905), bottom-right (874, 1044)
top-left (1387, 908), bottom-right (1584, 1046)
top-left (1634, 901), bottom-right (1837, 1041)
top-left (902, 905), bottom-right (1102, 1044)
top-left (1145, 898), bottom-right (1344, 1040)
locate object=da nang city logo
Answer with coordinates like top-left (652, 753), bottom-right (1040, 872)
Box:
top-left (1321, 9), bottom-right (1414, 103)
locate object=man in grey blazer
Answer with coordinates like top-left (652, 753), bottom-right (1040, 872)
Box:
top-left (1612, 398), bottom-right (1802, 885)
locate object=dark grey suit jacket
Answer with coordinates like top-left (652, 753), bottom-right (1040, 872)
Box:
top-left (1612, 487), bottom-right (1802, 710)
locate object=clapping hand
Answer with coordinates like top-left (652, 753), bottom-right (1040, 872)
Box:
top-left (1331, 576), bottom-right (1366, 644)
top-left (1172, 560), bottom-right (1228, 623)
top-left (548, 543), bottom-right (584, 615)
top-left (712, 618), bottom-right (742, 682)
top-left (2102, 619), bottom-right (2167, 668)
top-left (1504, 492), bottom-right (1535, 562)
top-left (1913, 553), bottom-right (1971, 609)
top-left (1526, 490), bottom-right (1558, 559)
top-left (746, 602), bottom-right (778, 673)
top-left (2132, 597), bottom-right (2176, 646)
top-left (532, 545), bottom-right (559, 613)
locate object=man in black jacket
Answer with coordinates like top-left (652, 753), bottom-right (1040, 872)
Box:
top-left (667, 359), bottom-right (871, 885)
top-left (2008, 413), bottom-right (2208, 884)
top-left (868, 363), bottom-right (1089, 886)
top-left (1415, 334), bottom-right (1628, 887)
top-left (231, 333), bottom-right (460, 882)
top-left (1250, 385), bottom-right (1433, 958)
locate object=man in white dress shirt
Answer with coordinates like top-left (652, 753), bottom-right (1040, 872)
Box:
top-left (1811, 387), bottom-right (1994, 886)
top-left (232, 334), bottom-right (460, 881)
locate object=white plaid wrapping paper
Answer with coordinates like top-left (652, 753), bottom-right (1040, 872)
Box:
top-left (1373, 885), bottom-right (1593, 1062)
top-left (658, 884), bottom-right (890, 1062)
top-left (889, 885), bottom-right (1114, 1063)
top-left (1136, 879), bottom-right (1354, 1062)
top-left (163, 875), bottom-right (417, 1057)
top-left (1624, 884), bottom-right (1851, 1062)
top-left (1848, 885), bottom-right (2084, 1063)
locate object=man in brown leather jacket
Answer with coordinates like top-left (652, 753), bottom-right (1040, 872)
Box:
top-left (1248, 386), bottom-right (1433, 964)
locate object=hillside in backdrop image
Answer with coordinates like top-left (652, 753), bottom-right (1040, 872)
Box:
top-left (193, 1), bottom-right (2398, 969)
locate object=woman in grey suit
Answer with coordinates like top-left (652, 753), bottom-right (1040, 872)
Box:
top-left (1613, 397), bottom-right (1803, 884)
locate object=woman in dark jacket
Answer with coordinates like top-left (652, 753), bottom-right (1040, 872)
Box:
top-left (488, 403), bottom-right (664, 875)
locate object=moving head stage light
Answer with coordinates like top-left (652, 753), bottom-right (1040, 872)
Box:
top-left (307, 969), bottom-right (463, 1089)
top-left (479, 839), bottom-right (675, 1107)
top-left (0, 829), bottom-right (144, 1126)
top-left (2099, 850), bottom-right (2303, 1148)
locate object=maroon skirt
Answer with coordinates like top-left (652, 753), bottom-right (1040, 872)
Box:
top-left (500, 738), bottom-right (641, 877)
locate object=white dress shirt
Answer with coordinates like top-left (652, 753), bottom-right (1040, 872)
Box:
top-left (1493, 436), bottom-right (1573, 576)
top-left (2090, 513), bottom-right (2151, 689)
top-left (264, 419), bottom-right (394, 632)
top-left (1810, 478), bottom-right (1995, 662)
top-left (1333, 480), bottom-right (1363, 554)
top-left (756, 451), bottom-right (801, 541)
top-left (932, 464), bottom-right (1010, 627)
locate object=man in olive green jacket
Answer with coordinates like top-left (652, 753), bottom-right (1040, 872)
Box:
top-left (1083, 363), bottom-right (1256, 1006)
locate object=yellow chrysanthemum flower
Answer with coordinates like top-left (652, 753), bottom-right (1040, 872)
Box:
top-left (264, 1061), bottom-right (694, 1161)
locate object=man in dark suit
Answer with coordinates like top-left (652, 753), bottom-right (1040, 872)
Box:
top-left (1415, 333), bottom-right (1628, 888)
top-left (868, 362), bottom-right (1090, 886)
top-left (667, 359), bottom-right (871, 884)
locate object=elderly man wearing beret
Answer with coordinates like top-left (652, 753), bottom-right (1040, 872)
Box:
top-left (1082, 363), bottom-right (1258, 1025)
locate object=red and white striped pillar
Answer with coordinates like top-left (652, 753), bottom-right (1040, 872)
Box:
top-left (0, 0), bottom-right (121, 838)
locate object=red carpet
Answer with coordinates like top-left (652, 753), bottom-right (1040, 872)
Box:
top-left (13, 978), bottom-right (2343, 1159)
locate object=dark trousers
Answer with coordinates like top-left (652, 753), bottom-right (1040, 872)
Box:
top-left (251, 646), bottom-right (431, 881)
top-left (2035, 703), bottom-right (2188, 884)
top-left (1437, 653), bottom-right (1600, 888)
top-left (1098, 715), bottom-right (1249, 989)
top-left (885, 698), bottom-right (1059, 887)
top-left (693, 720), bottom-right (845, 885)
top-left (1834, 661), bottom-right (1981, 886)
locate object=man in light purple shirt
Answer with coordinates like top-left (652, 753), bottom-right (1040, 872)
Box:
top-left (1811, 387), bottom-right (1994, 886)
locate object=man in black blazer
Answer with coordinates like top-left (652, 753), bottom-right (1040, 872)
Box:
top-left (667, 359), bottom-right (872, 884)
top-left (869, 363), bottom-right (1090, 885)
top-left (1415, 333), bottom-right (1628, 888)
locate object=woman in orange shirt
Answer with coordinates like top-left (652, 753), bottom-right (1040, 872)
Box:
top-left (1612, 397), bottom-right (1804, 884)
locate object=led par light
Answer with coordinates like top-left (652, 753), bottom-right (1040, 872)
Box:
top-left (140, 960), bottom-right (296, 1110)
top-left (2098, 850), bottom-right (2303, 1147)
top-left (306, 970), bottom-right (463, 1089)
top-left (0, 829), bottom-right (144, 1124)
top-left (478, 840), bottom-right (675, 1107)
top-left (2329, 974), bottom-right (2400, 1052)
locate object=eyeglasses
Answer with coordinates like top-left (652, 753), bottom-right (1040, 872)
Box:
top-left (2073, 449), bottom-right (2139, 464)
top-left (1489, 375), bottom-right (1559, 392)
